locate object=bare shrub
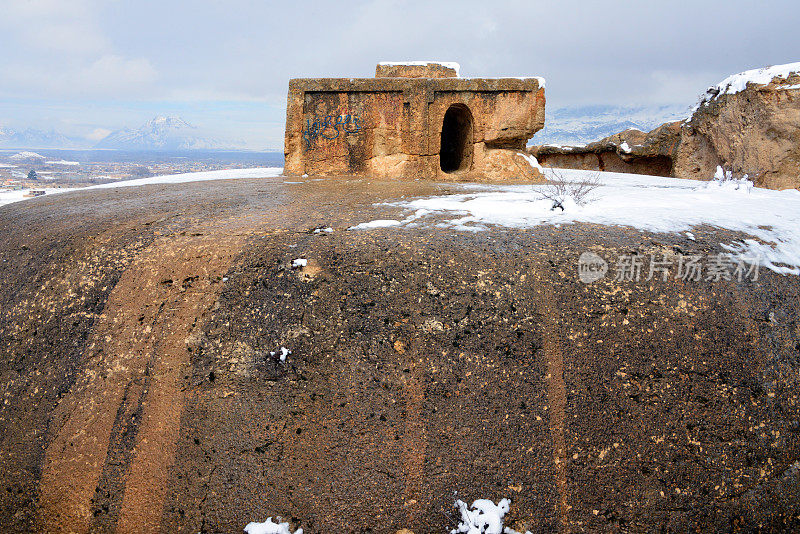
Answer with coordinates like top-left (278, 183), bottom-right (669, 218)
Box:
top-left (537, 167), bottom-right (602, 210)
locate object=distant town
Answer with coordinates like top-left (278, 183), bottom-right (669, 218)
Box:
top-left (0, 149), bottom-right (284, 198)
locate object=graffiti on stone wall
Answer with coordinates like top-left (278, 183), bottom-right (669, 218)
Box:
top-left (303, 113), bottom-right (363, 149)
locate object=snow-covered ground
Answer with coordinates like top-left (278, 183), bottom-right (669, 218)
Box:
top-left (89, 167), bottom-right (283, 189)
top-left (4, 165), bottom-right (800, 277)
top-left (351, 168), bottom-right (800, 276)
top-left (0, 167), bottom-right (284, 207)
top-left (0, 187), bottom-right (78, 207)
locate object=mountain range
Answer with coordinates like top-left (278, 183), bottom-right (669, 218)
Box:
top-left (0, 116), bottom-right (240, 151)
top-left (95, 116), bottom-right (239, 150)
top-left (0, 127), bottom-right (84, 149)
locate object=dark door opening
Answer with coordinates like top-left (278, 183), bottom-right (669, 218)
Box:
top-left (439, 104), bottom-right (473, 173)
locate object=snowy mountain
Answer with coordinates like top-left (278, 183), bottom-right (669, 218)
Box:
top-left (95, 116), bottom-right (238, 150)
top-left (0, 127), bottom-right (84, 149)
top-left (8, 151), bottom-right (47, 163)
top-left (530, 104), bottom-right (691, 146)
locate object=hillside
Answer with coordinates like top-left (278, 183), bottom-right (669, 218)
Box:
top-left (1, 174), bottom-right (799, 532)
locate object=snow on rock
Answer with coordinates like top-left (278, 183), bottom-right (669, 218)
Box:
top-left (269, 347), bottom-right (291, 361)
top-left (291, 258), bottom-right (307, 268)
top-left (349, 209), bottom-right (431, 231)
top-left (243, 517), bottom-right (302, 534)
top-left (619, 141), bottom-right (632, 153)
top-left (518, 152), bottom-right (543, 172)
top-left (358, 168), bottom-right (800, 275)
top-left (451, 498), bottom-right (512, 534)
top-left (349, 219), bottom-right (403, 230)
top-left (694, 62), bottom-right (800, 110)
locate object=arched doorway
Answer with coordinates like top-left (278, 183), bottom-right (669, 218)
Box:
top-left (439, 104), bottom-right (473, 173)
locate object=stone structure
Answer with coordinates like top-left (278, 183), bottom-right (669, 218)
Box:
top-left (284, 62), bottom-right (546, 181)
top-left (529, 63), bottom-right (800, 190)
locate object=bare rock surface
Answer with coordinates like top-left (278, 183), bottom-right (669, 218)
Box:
top-left (0, 177), bottom-right (799, 533)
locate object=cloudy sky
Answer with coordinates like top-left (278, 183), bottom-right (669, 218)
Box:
top-left (1, 0), bottom-right (797, 149)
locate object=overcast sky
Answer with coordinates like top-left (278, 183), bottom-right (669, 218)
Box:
top-left (1, 0), bottom-right (798, 149)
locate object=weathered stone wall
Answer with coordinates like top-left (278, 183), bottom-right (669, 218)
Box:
top-left (284, 73), bottom-right (546, 182)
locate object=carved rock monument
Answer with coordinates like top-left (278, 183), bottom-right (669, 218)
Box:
top-left (284, 62), bottom-right (546, 181)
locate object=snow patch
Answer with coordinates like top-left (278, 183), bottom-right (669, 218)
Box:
top-left (243, 517), bottom-right (302, 534)
top-left (46, 160), bottom-right (80, 166)
top-left (89, 167), bottom-right (283, 189)
top-left (2, 168), bottom-right (284, 207)
top-left (619, 141), bottom-right (631, 153)
top-left (518, 152), bottom-right (543, 172)
top-left (451, 497), bottom-right (528, 534)
top-left (269, 347), bottom-right (291, 362)
top-left (291, 258), bottom-right (307, 268)
top-left (374, 168), bottom-right (800, 275)
top-left (0, 187), bottom-right (77, 207)
top-left (349, 219), bottom-right (403, 230)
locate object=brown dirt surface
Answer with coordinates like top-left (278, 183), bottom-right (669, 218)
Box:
top-left (0, 176), bottom-right (799, 533)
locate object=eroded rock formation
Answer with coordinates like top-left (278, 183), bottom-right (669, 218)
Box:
top-left (284, 62), bottom-right (546, 182)
top-left (677, 69), bottom-right (800, 189)
top-left (530, 64), bottom-right (800, 189)
top-left (532, 122), bottom-right (681, 177)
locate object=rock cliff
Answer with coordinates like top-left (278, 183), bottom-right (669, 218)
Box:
top-left (530, 63), bottom-right (800, 189)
